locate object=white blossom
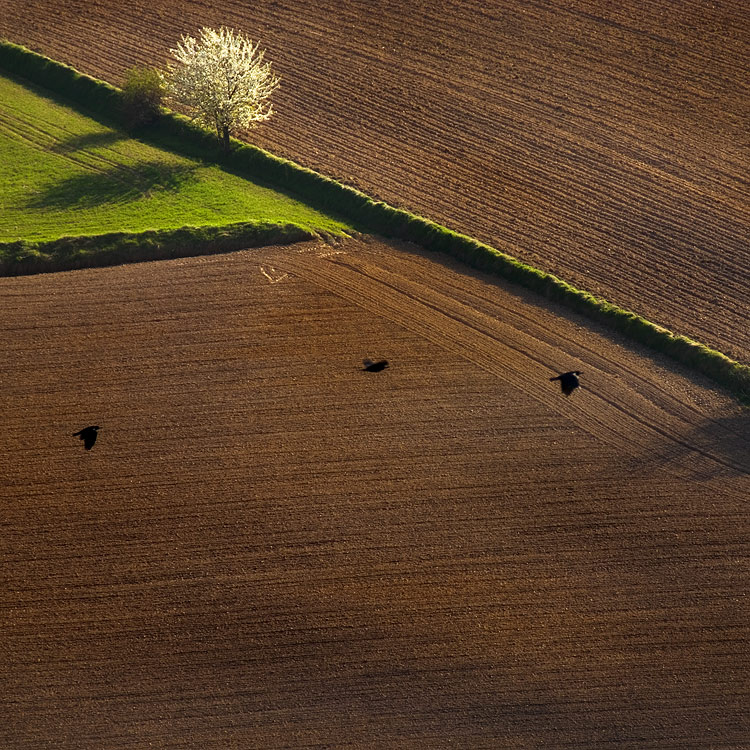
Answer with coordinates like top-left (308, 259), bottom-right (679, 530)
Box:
top-left (164, 27), bottom-right (280, 150)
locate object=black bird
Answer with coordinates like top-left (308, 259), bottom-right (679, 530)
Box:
top-left (550, 370), bottom-right (582, 396)
top-left (362, 358), bottom-right (389, 372)
top-left (73, 425), bottom-right (100, 450)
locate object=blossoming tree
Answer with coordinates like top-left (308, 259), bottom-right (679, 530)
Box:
top-left (164, 27), bottom-right (280, 152)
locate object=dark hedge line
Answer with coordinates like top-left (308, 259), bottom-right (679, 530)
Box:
top-left (0, 39), bottom-right (122, 119)
top-left (2, 40), bottom-right (748, 398)
top-left (0, 222), bottom-right (316, 275)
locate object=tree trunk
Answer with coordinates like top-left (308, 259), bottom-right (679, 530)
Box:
top-left (221, 124), bottom-right (231, 153)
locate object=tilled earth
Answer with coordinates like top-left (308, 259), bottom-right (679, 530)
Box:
top-left (1, 238), bottom-right (748, 748)
top-left (0, 0), bottom-right (747, 362)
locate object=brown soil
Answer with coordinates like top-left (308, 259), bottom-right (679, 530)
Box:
top-left (1, 238), bottom-right (748, 748)
top-left (1, 0), bottom-right (748, 363)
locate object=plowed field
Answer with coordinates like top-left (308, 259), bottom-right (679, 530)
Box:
top-left (1, 0), bottom-right (747, 362)
top-left (2, 238), bottom-right (748, 748)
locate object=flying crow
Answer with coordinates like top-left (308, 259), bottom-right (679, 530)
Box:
top-left (550, 371), bottom-right (582, 396)
top-left (73, 425), bottom-right (100, 450)
top-left (362, 358), bottom-right (389, 372)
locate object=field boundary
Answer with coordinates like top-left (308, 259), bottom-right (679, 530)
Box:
top-left (0, 222), bottom-right (315, 275)
top-left (2, 40), bottom-right (748, 399)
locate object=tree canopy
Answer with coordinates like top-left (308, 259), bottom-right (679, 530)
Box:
top-left (164, 27), bottom-right (280, 151)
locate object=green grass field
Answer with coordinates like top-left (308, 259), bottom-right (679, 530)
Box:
top-left (0, 74), bottom-right (353, 242)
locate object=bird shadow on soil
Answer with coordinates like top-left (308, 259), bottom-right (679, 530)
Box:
top-left (25, 160), bottom-right (198, 209)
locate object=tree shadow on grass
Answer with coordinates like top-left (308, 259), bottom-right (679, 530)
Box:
top-left (50, 130), bottom-right (125, 154)
top-left (25, 160), bottom-right (199, 209)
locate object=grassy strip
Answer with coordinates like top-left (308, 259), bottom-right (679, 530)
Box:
top-left (0, 222), bottom-right (315, 275)
top-left (2, 40), bottom-right (748, 399)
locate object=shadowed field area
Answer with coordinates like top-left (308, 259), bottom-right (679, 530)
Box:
top-left (1, 238), bottom-right (747, 748)
top-left (1, 0), bottom-right (747, 361)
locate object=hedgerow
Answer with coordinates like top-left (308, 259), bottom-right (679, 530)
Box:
top-left (2, 39), bottom-right (748, 399)
top-left (0, 222), bottom-right (315, 275)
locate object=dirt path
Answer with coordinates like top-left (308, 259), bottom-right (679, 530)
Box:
top-left (1, 0), bottom-right (748, 362)
top-left (1, 239), bottom-right (747, 748)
